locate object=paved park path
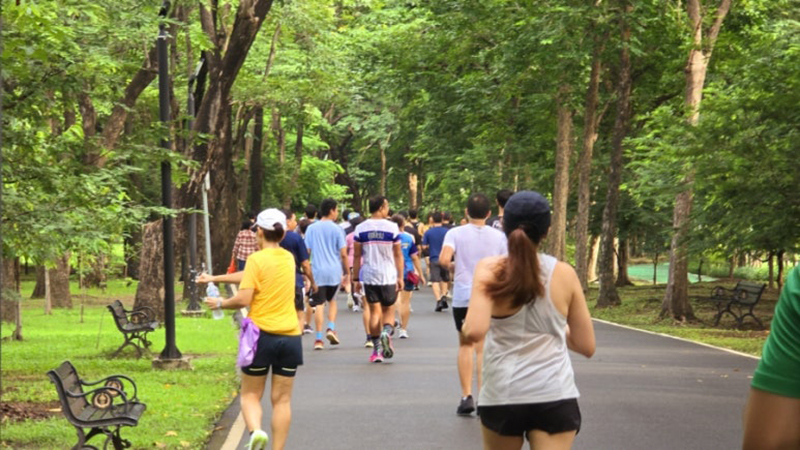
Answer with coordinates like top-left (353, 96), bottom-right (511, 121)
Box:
top-left (208, 289), bottom-right (758, 450)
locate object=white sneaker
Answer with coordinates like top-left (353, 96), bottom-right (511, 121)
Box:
top-left (353, 304), bottom-right (361, 313)
top-left (399, 329), bottom-right (409, 339)
top-left (346, 293), bottom-right (355, 309)
top-left (247, 429), bottom-right (269, 450)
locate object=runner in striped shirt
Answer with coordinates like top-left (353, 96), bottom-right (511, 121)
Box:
top-left (353, 196), bottom-right (404, 363)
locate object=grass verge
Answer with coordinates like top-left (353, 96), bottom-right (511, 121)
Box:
top-left (1, 295), bottom-right (239, 449)
top-left (588, 280), bottom-right (778, 357)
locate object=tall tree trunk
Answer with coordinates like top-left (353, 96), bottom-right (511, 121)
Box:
top-left (2, 258), bottom-right (23, 341)
top-left (549, 85), bottom-right (573, 262)
top-left (588, 235), bottom-right (600, 284)
top-left (576, 33), bottom-right (605, 291)
top-left (134, 221), bottom-right (166, 320)
top-left (777, 249), bottom-right (785, 290)
top-left (124, 226), bottom-right (142, 280)
top-left (49, 253), bottom-right (72, 308)
top-left (272, 108), bottom-right (286, 165)
top-left (31, 266), bottom-right (46, 298)
top-left (408, 172), bottom-right (418, 210)
top-left (597, 2), bottom-right (632, 308)
top-left (768, 251), bottom-right (775, 289)
top-left (44, 268), bottom-right (52, 315)
top-left (250, 107), bottom-right (264, 213)
top-left (662, 0), bottom-right (730, 320)
top-left (380, 143), bottom-right (387, 197)
top-left (284, 118), bottom-right (304, 209)
top-left (616, 238), bottom-right (634, 287)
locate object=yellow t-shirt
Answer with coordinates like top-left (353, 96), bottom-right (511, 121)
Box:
top-left (239, 247), bottom-right (300, 336)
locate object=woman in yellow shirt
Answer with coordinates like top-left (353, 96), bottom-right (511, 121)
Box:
top-left (204, 208), bottom-right (301, 450)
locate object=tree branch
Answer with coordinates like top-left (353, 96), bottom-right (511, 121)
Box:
top-left (706, 0), bottom-right (732, 51)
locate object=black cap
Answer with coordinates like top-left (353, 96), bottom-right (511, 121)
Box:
top-left (503, 191), bottom-right (551, 242)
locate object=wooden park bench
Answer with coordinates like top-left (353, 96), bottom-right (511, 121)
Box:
top-left (107, 300), bottom-right (159, 358)
top-left (47, 360), bottom-right (146, 450)
top-left (705, 281), bottom-right (766, 329)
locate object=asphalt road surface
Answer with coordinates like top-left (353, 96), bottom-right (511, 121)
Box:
top-left (209, 288), bottom-right (758, 450)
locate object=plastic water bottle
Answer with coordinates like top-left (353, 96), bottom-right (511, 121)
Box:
top-left (207, 282), bottom-right (224, 320)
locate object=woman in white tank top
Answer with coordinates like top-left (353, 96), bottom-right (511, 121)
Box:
top-left (462, 191), bottom-right (595, 450)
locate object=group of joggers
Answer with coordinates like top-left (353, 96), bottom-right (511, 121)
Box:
top-left (200, 189), bottom-right (598, 450)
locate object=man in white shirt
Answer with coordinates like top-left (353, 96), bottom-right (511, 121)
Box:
top-left (439, 193), bottom-right (507, 415)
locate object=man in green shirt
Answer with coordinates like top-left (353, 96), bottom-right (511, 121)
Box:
top-left (743, 264), bottom-right (800, 449)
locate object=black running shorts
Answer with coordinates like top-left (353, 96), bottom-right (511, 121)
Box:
top-left (294, 287), bottom-right (304, 311)
top-left (429, 262), bottom-right (450, 282)
top-left (363, 284), bottom-right (398, 307)
top-left (309, 285), bottom-right (339, 307)
top-left (478, 399), bottom-right (581, 438)
top-left (241, 331), bottom-right (303, 378)
top-left (452, 307), bottom-right (468, 332)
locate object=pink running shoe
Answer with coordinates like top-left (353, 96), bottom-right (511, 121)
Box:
top-left (370, 350), bottom-right (383, 363)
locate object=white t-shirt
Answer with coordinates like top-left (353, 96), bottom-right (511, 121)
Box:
top-left (353, 219), bottom-right (401, 285)
top-left (443, 224), bottom-right (507, 307)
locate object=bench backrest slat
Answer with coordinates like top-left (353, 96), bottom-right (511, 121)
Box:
top-left (108, 300), bottom-right (130, 330)
top-left (733, 281), bottom-right (766, 305)
top-left (48, 361), bottom-right (88, 420)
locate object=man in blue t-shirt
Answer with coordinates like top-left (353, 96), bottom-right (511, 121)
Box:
top-left (422, 211), bottom-right (450, 311)
top-left (280, 209), bottom-right (317, 328)
top-left (304, 198), bottom-right (349, 350)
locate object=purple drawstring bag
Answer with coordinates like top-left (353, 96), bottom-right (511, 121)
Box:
top-left (237, 318), bottom-right (260, 368)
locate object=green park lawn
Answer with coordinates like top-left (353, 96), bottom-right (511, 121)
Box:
top-left (0, 275), bottom-right (777, 448)
top-left (1, 279), bottom-right (240, 449)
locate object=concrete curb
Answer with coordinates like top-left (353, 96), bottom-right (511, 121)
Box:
top-left (205, 394), bottom-right (241, 450)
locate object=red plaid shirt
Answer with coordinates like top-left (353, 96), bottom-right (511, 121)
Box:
top-left (232, 230), bottom-right (258, 261)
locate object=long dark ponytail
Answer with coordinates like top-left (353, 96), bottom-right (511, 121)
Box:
top-left (484, 226), bottom-right (544, 308)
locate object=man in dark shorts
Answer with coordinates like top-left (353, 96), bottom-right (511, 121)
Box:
top-left (353, 196), bottom-right (404, 363)
top-left (280, 209), bottom-right (317, 328)
top-left (439, 193), bottom-right (507, 416)
top-left (422, 212), bottom-right (450, 312)
top-left (304, 199), bottom-right (349, 350)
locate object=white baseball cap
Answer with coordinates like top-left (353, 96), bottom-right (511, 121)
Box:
top-left (254, 208), bottom-right (287, 231)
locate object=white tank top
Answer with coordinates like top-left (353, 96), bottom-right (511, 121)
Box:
top-left (479, 253), bottom-right (580, 406)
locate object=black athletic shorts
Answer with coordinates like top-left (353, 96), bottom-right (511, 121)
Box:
top-left (478, 399), bottom-right (581, 438)
top-left (294, 287), bottom-right (304, 311)
top-left (403, 277), bottom-right (416, 292)
top-left (363, 284), bottom-right (398, 307)
top-left (240, 331), bottom-right (303, 378)
top-left (309, 285), bottom-right (339, 307)
top-left (429, 261), bottom-right (450, 282)
top-left (452, 307), bottom-right (467, 332)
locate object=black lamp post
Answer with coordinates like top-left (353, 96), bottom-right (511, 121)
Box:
top-left (157, 0), bottom-right (182, 360)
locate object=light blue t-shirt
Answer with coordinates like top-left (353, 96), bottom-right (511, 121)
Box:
top-left (304, 220), bottom-right (347, 286)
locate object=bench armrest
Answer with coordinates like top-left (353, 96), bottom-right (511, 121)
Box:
top-left (81, 374), bottom-right (139, 402)
top-left (65, 385), bottom-right (131, 409)
top-left (712, 286), bottom-right (736, 297)
top-left (132, 305), bottom-right (157, 322)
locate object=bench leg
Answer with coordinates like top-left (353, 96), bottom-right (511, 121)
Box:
top-left (72, 426), bottom-right (105, 450)
top-left (111, 336), bottom-right (142, 359)
top-left (739, 312), bottom-right (764, 330)
top-left (110, 426), bottom-right (132, 449)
